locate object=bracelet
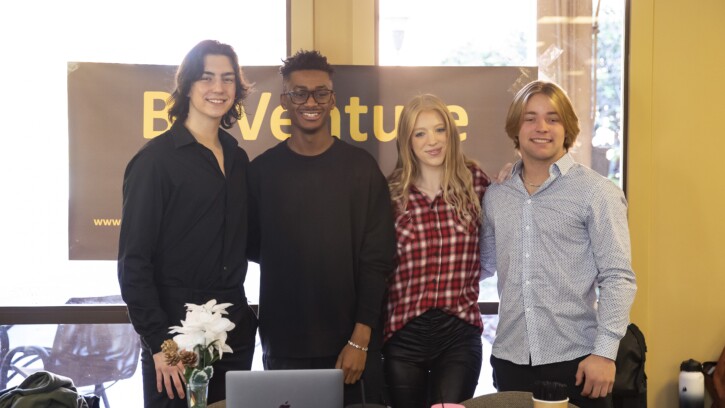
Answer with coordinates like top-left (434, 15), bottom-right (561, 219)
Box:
top-left (347, 340), bottom-right (368, 352)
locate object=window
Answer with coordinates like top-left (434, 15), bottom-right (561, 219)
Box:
top-left (379, 0), bottom-right (537, 67)
top-left (379, 0), bottom-right (626, 186)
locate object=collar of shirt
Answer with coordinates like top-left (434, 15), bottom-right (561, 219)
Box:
top-left (169, 122), bottom-right (239, 151)
top-left (511, 153), bottom-right (576, 177)
top-left (409, 185), bottom-right (443, 203)
top-left (509, 153), bottom-right (576, 191)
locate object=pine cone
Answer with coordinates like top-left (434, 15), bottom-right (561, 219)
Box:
top-left (161, 340), bottom-right (181, 366)
top-left (180, 350), bottom-right (198, 368)
top-left (161, 339), bottom-right (179, 354)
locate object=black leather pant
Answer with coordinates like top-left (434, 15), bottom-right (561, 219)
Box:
top-left (383, 309), bottom-right (482, 408)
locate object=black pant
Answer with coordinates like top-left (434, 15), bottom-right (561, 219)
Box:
top-left (263, 352), bottom-right (385, 407)
top-left (383, 309), bottom-right (482, 408)
top-left (141, 304), bottom-right (257, 407)
top-left (490, 354), bottom-right (614, 408)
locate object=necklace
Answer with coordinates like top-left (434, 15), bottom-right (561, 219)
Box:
top-left (521, 173), bottom-right (543, 188)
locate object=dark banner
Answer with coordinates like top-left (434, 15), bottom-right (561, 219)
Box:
top-left (68, 63), bottom-right (535, 260)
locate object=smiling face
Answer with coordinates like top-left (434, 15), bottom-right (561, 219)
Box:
top-left (410, 110), bottom-right (449, 172)
top-left (187, 54), bottom-right (236, 126)
top-left (281, 69), bottom-right (336, 137)
top-left (517, 93), bottom-right (567, 167)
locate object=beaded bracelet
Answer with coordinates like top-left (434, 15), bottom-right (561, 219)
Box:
top-left (347, 340), bottom-right (368, 352)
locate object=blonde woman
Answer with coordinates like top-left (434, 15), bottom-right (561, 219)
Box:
top-left (384, 94), bottom-right (490, 408)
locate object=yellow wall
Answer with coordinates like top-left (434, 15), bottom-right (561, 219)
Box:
top-left (629, 0), bottom-right (725, 406)
top-left (293, 0), bottom-right (725, 406)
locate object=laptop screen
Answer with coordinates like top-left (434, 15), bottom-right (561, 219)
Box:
top-left (225, 369), bottom-right (344, 408)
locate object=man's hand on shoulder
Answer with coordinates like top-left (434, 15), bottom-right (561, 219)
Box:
top-left (575, 354), bottom-right (616, 399)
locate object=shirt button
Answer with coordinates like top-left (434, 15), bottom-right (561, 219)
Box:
top-left (526, 199), bottom-right (532, 204)
top-left (526, 307), bottom-right (531, 312)
top-left (526, 280), bottom-right (530, 285)
top-left (525, 225), bottom-right (530, 230)
top-left (525, 253), bottom-right (530, 258)
top-left (223, 266), bottom-right (228, 271)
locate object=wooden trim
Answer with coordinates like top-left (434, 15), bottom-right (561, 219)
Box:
top-left (0, 303), bottom-right (496, 324)
top-left (0, 306), bottom-right (131, 324)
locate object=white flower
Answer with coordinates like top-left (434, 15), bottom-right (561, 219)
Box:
top-left (169, 299), bottom-right (236, 360)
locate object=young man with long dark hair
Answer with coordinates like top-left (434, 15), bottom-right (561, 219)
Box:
top-left (118, 40), bottom-right (258, 407)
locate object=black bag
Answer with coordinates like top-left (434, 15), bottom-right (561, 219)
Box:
top-left (613, 323), bottom-right (647, 408)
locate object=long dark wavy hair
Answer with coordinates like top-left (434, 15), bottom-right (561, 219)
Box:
top-left (167, 40), bottom-right (251, 129)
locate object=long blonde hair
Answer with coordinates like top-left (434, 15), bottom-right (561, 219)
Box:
top-left (388, 94), bottom-right (480, 225)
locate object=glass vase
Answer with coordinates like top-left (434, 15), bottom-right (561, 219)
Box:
top-left (186, 377), bottom-right (209, 408)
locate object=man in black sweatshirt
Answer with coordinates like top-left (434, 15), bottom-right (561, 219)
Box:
top-left (248, 50), bottom-right (396, 406)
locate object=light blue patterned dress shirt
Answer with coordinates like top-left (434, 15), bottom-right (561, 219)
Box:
top-left (480, 154), bottom-right (636, 366)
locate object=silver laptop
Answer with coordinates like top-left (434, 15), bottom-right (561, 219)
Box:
top-left (225, 369), bottom-right (344, 408)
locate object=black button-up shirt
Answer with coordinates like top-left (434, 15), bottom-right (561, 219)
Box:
top-left (118, 122), bottom-right (249, 353)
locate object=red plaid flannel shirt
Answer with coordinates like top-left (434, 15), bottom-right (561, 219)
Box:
top-left (384, 165), bottom-right (490, 341)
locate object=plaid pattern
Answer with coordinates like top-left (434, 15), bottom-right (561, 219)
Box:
top-left (384, 165), bottom-right (490, 341)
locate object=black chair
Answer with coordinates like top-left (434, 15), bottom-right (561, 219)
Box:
top-left (0, 295), bottom-right (140, 408)
top-left (461, 391), bottom-right (579, 408)
top-left (0, 325), bottom-right (13, 389)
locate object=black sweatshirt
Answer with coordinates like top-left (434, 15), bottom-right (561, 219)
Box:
top-left (248, 138), bottom-right (396, 358)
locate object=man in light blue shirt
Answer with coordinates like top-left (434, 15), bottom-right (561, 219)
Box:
top-left (480, 80), bottom-right (636, 408)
